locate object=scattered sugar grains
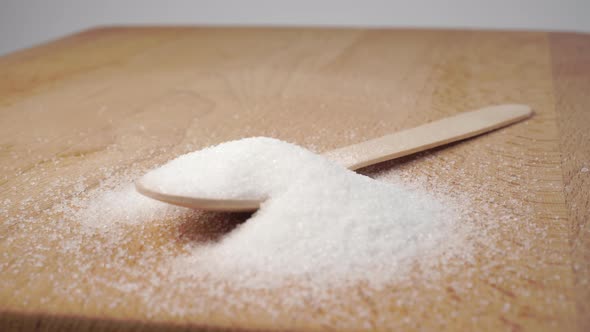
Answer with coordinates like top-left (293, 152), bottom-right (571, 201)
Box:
top-left (141, 137), bottom-right (458, 287)
top-left (67, 182), bottom-right (185, 230)
top-left (5, 130), bottom-right (569, 328)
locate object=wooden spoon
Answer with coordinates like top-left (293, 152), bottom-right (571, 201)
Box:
top-left (136, 104), bottom-right (532, 212)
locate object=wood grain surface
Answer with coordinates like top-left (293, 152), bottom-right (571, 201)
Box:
top-left (0, 27), bottom-right (588, 331)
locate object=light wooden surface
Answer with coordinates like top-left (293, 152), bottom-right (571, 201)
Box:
top-left (0, 27), bottom-right (588, 331)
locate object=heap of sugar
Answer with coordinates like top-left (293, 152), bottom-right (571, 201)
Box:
top-left (6, 122), bottom-right (567, 328)
top-left (141, 137), bottom-right (456, 287)
top-left (140, 136), bottom-right (331, 199)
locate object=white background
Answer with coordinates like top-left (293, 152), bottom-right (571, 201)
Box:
top-left (1, 0), bottom-right (589, 56)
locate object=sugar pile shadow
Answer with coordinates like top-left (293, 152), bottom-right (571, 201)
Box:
top-left (174, 211), bottom-right (251, 245)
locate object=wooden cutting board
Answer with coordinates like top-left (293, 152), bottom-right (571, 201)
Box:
top-left (0, 27), bottom-right (588, 332)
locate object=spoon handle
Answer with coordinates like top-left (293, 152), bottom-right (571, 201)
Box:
top-left (323, 104), bottom-right (533, 170)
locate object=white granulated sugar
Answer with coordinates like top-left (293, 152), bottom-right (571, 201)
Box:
top-left (6, 131), bottom-right (564, 329)
top-left (141, 137), bottom-right (329, 199)
top-left (140, 137), bottom-right (455, 287)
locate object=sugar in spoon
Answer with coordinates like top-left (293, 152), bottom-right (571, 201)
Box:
top-left (136, 104), bottom-right (532, 212)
